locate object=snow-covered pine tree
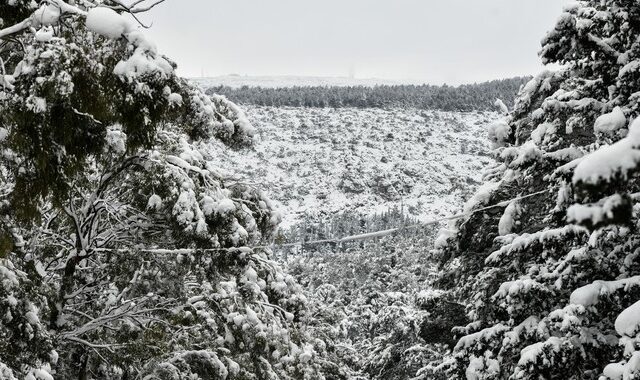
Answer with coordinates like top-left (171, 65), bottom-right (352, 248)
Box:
top-left (423, 2), bottom-right (640, 379)
top-left (0, 1), bottom-right (330, 379)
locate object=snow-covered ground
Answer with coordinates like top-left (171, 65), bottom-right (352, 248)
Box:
top-left (207, 106), bottom-right (497, 229)
top-left (190, 75), bottom-right (401, 88)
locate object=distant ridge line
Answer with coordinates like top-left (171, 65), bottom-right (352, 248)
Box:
top-left (190, 75), bottom-right (402, 89)
top-left (197, 76), bottom-right (531, 112)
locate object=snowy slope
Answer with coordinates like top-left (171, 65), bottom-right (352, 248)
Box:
top-left (204, 106), bottom-right (497, 230)
top-left (190, 75), bottom-right (401, 89)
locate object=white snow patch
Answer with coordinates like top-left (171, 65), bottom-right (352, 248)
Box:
top-left (544, 146), bottom-right (584, 161)
top-left (594, 106), bottom-right (626, 135)
top-left (434, 224), bottom-right (458, 250)
top-left (570, 276), bottom-right (640, 306)
top-left (85, 7), bottom-right (133, 39)
top-left (486, 225), bottom-right (587, 264)
top-left (517, 337), bottom-right (563, 366)
top-left (493, 278), bottom-right (544, 299)
top-left (105, 125), bottom-right (127, 154)
top-left (0, 363), bottom-right (16, 380)
top-left (615, 300), bottom-right (640, 337)
top-left (494, 98), bottom-right (509, 114)
top-left (31, 5), bottom-right (61, 27)
top-left (455, 324), bottom-right (509, 351)
top-left (168, 93), bottom-right (183, 106)
top-left (566, 194), bottom-right (624, 226)
top-left (498, 200), bottom-right (520, 235)
top-left (35, 27), bottom-right (54, 42)
top-left (25, 310), bottom-right (40, 325)
top-left (463, 181), bottom-right (500, 213)
top-left (216, 199), bottom-right (236, 215)
top-left (602, 353), bottom-right (640, 380)
top-left (417, 288), bottom-right (445, 302)
top-left (573, 117), bottom-right (640, 185)
top-left (531, 122), bottom-right (557, 146)
top-left (466, 355), bottom-right (500, 380)
top-left (114, 47), bottom-right (173, 80)
top-left (25, 366), bottom-right (54, 380)
top-left (0, 262), bottom-right (19, 289)
top-left (27, 96), bottom-right (46, 113)
top-left (488, 120), bottom-right (510, 148)
top-left (602, 362), bottom-right (625, 380)
top-left (146, 194), bottom-right (162, 210)
top-left (505, 141), bottom-right (543, 167)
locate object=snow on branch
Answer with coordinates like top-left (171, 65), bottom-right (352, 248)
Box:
top-left (573, 117), bottom-right (640, 185)
top-left (587, 33), bottom-right (621, 59)
top-left (0, 0), bottom-right (163, 41)
top-left (0, 0), bottom-right (89, 40)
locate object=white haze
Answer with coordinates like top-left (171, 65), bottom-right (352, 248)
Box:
top-left (141, 0), bottom-right (572, 85)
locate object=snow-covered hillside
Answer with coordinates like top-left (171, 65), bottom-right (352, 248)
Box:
top-left (208, 106), bottom-right (497, 229)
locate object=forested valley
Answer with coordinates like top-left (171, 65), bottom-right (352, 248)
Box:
top-left (1, 1), bottom-right (640, 380)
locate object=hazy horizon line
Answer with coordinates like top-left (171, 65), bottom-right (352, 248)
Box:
top-left (188, 73), bottom-right (533, 87)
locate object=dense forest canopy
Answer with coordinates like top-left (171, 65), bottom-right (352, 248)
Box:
top-left (202, 77), bottom-right (530, 112)
top-left (423, 1), bottom-right (640, 379)
top-left (2, 0), bottom-right (640, 379)
top-left (0, 1), bottom-right (331, 379)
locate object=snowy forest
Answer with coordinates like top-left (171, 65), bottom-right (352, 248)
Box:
top-left (1, 1), bottom-right (640, 380)
top-left (203, 78), bottom-right (530, 112)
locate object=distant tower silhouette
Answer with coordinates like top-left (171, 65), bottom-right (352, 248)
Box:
top-left (348, 64), bottom-right (356, 79)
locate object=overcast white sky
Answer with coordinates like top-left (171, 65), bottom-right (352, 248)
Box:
top-left (141, 0), bottom-right (570, 85)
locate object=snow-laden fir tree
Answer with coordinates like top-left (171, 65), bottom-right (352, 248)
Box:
top-left (422, 1), bottom-right (640, 379)
top-left (0, 1), bottom-right (332, 379)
